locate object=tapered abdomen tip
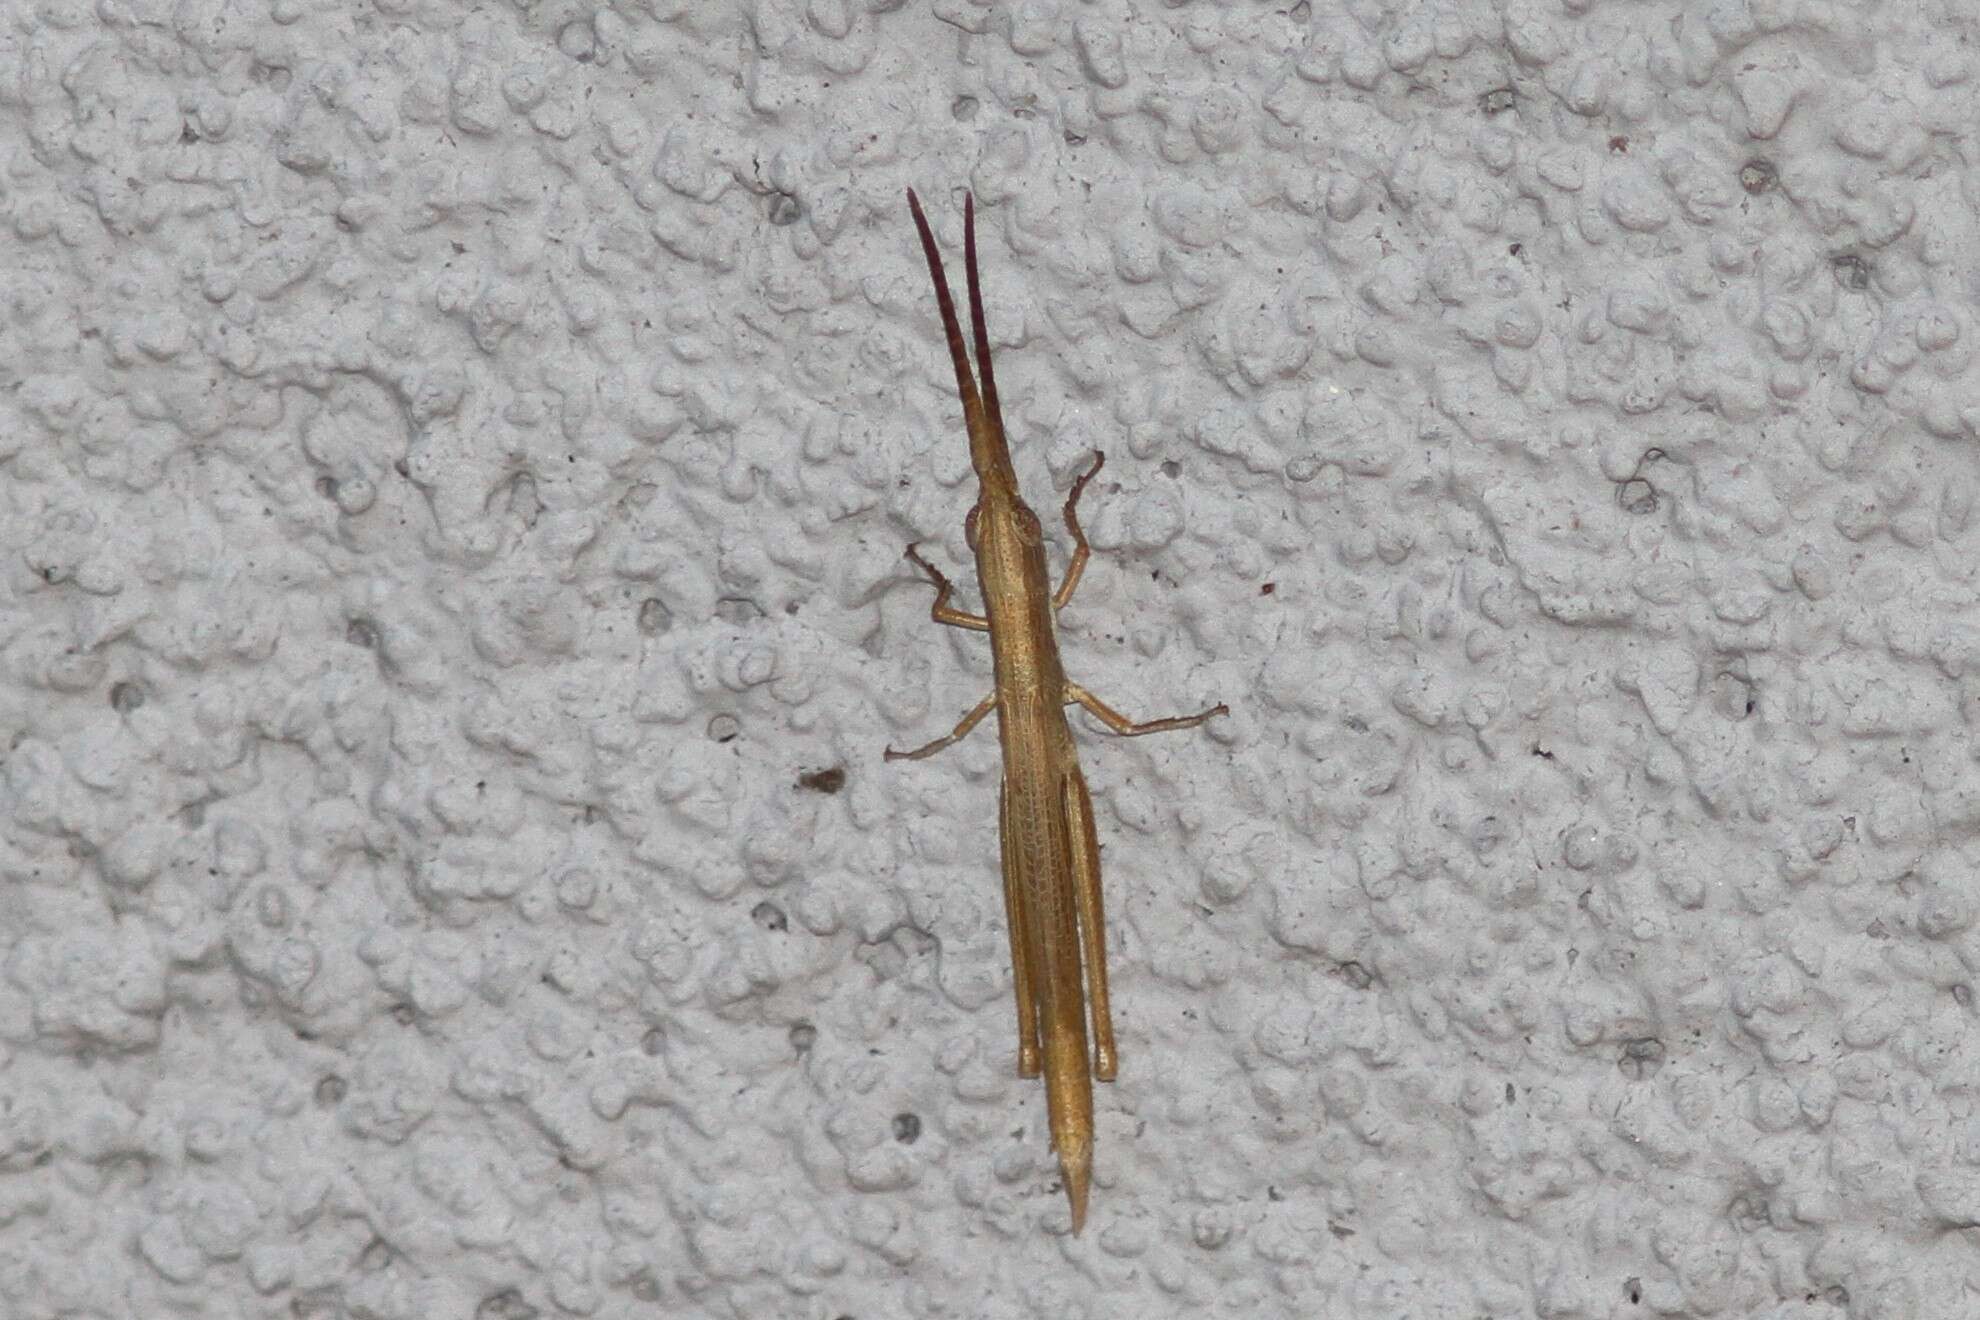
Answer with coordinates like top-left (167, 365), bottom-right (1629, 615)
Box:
top-left (1060, 1140), bottom-right (1091, 1235)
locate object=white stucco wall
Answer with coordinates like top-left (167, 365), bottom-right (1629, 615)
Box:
top-left (3, 2), bottom-right (1978, 1317)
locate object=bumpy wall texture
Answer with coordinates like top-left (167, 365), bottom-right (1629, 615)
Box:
top-left (3, 1), bottom-right (1978, 1317)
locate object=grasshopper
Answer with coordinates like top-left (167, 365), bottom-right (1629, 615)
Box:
top-left (887, 189), bottom-right (1228, 1232)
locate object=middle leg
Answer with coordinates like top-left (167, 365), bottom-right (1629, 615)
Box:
top-left (884, 691), bottom-right (996, 762)
top-left (1064, 682), bottom-right (1228, 737)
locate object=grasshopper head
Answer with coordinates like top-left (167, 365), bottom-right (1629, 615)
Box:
top-left (972, 482), bottom-right (1041, 550)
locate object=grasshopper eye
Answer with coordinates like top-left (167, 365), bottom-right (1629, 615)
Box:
top-left (1014, 508), bottom-right (1042, 545)
top-left (964, 504), bottom-right (982, 549)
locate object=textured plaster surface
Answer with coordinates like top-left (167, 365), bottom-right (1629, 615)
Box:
top-left (3, 1), bottom-right (1979, 1318)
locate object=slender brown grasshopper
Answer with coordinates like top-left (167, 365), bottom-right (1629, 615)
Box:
top-left (887, 189), bottom-right (1228, 1232)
